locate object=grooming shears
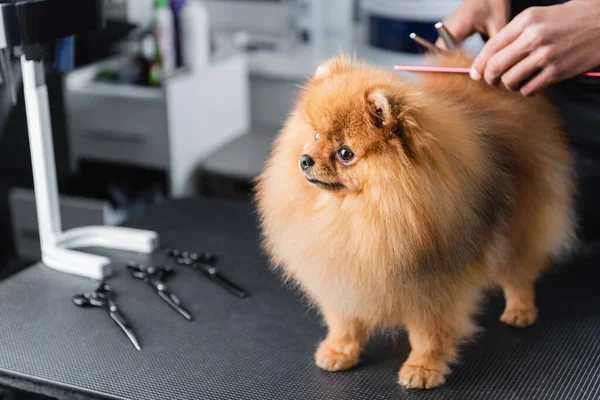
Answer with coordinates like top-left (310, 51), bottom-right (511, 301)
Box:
top-left (167, 249), bottom-right (249, 299)
top-left (72, 281), bottom-right (142, 351)
top-left (126, 263), bottom-right (193, 321)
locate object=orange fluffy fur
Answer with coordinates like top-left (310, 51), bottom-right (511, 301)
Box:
top-left (254, 51), bottom-right (576, 389)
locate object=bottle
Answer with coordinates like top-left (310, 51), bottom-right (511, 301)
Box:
top-left (153, 0), bottom-right (176, 78)
top-left (179, 0), bottom-right (209, 71)
top-left (170, 0), bottom-right (187, 68)
top-left (141, 34), bottom-right (161, 86)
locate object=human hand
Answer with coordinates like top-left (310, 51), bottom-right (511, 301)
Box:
top-left (436, 0), bottom-right (511, 49)
top-left (470, 0), bottom-right (600, 96)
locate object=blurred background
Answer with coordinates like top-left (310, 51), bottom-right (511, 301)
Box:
top-left (0, 0), bottom-right (484, 275)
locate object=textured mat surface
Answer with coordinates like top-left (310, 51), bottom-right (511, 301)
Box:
top-left (0, 199), bottom-right (599, 400)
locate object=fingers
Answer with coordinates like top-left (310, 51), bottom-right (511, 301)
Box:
top-left (500, 48), bottom-right (547, 91)
top-left (437, 7), bottom-right (476, 49)
top-left (470, 8), bottom-right (540, 80)
top-left (519, 65), bottom-right (557, 96)
top-left (434, 37), bottom-right (447, 50)
top-left (482, 32), bottom-right (532, 86)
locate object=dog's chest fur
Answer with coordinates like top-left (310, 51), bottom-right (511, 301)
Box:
top-left (273, 192), bottom-right (430, 319)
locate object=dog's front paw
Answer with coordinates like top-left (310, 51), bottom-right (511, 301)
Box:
top-left (398, 364), bottom-right (446, 389)
top-left (315, 338), bottom-right (361, 372)
top-left (500, 306), bottom-right (537, 328)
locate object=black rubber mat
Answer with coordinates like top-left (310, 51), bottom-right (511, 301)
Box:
top-left (0, 199), bottom-right (599, 400)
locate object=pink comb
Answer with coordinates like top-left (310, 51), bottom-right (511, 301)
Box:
top-left (393, 65), bottom-right (600, 78)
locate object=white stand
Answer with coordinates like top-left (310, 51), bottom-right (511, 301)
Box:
top-left (21, 56), bottom-right (159, 280)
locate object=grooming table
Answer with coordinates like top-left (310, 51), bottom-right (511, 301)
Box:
top-left (0, 198), bottom-right (598, 400)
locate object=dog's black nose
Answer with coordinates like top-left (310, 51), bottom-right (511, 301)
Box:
top-left (300, 154), bottom-right (315, 171)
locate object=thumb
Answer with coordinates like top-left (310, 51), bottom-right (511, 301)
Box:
top-left (436, 7), bottom-right (476, 48)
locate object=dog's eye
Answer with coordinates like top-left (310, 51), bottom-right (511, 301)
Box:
top-left (314, 132), bottom-right (320, 141)
top-left (337, 146), bottom-right (354, 162)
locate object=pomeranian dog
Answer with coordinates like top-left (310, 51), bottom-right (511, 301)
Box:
top-left (254, 50), bottom-right (575, 389)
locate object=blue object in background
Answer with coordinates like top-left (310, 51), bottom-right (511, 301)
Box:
top-left (55, 35), bottom-right (75, 71)
top-left (171, 0), bottom-right (186, 68)
top-left (368, 15), bottom-right (438, 54)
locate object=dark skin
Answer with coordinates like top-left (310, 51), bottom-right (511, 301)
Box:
top-left (437, 0), bottom-right (600, 96)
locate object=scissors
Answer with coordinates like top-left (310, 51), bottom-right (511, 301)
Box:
top-left (167, 249), bottom-right (249, 299)
top-left (72, 281), bottom-right (142, 351)
top-left (126, 263), bottom-right (193, 321)
top-left (396, 24), bottom-right (600, 78)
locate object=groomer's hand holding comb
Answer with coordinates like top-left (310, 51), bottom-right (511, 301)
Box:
top-left (436, 0), bottom-right (510, 49)
top-left (470, 0), bottom-right (600, 96)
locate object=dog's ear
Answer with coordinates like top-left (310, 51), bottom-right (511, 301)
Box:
top-left (313, 56), bottom-right (350, 79)
top-left (366, 88), bottom-right (393, 129)
top-left (366, 88), bottom-right (428, 158)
